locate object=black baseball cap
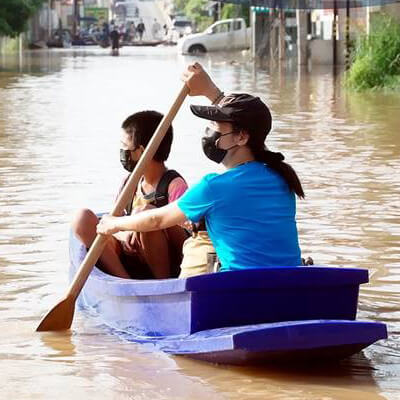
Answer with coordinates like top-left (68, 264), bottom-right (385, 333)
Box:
top-left (190, 93), bottom-right (272, 138)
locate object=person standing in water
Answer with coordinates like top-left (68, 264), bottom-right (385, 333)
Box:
top-left (136, 19), bottom-right (145, 41)
top-left (109, 25), bottom-right (120, 56)
top-left (152, 18), bottom-right (161, 40)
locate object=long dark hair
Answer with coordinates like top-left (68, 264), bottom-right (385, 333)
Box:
top-left (246, 134), bottom-right (305, 199)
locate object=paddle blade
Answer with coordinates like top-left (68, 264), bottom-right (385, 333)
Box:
top-left (36, 296), bottom-right (75, 332)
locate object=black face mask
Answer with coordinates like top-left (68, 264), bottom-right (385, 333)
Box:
top-left (120, 149), bottom-right (138, 172)
top-left (201, 127), bottom-right (238, 164)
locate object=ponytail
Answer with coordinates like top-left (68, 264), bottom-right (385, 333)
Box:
top-left (251, 144), bottom-right (305, 199)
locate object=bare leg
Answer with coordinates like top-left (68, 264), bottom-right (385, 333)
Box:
top-left (166, 225), bottom-right (187, 276)
top-left (138, 230), bottom-right (171, 279)
top-left (135, 226), bottom-right (187, 279)
top-left (71, 209), bottom-right (130, 279)
top-left (166, 225), bottom-right (187, 258)
top-left (136, 227), bottom-right (187, 279)
top-left (133, 204), bottom-right (187, 279)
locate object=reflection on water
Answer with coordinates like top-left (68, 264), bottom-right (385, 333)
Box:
top-left (1, 48), bottom-right (400, 399)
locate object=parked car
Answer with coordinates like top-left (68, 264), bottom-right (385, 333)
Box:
top-left (171, 16), bottom-right (193, 38)
top-left (177, 18), bottom-right (251, 54)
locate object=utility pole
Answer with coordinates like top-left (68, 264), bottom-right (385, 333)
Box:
top-left (332, 0), bottom-right (338, 68)
top-left (251, 6), bottom-right (256, 59)
top-left (296, 9), bottom-right (308, 66)
top-left (279, 9), bottom-right (285, 61)
top-left (73, 0), bottom-right (79, 38)
top-left (345, 0), bottom-right (351, 70)
top-left (48, 0), bottom-right (52, 40)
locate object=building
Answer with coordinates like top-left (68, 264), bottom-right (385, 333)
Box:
top-left (250, 1), bottom-right (400, 66)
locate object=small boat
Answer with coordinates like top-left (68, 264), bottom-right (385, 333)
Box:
top-left (121, 40), bottom-right (166, 47)
top-left (70, 232), bottom-right (387, 365)
top-left (28, 40), bottom-right (47, 50)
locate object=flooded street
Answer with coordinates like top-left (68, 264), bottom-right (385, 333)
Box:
top-left (1, 46), bottom-right (400, 399)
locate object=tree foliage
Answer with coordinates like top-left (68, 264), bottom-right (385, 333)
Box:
top-left (173, 0), bottom-right (250, 31)
top-left (185, 0), bottom-right (213, 31)
top-left (221, 4), bottom-right (250, 26)
top-left (0, 0), bottom-right (45, 37)
top-left (173, 0), bottom-right (212, 31)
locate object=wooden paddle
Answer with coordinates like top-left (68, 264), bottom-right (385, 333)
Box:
top-left (36, 84), bottom-right (190, 332)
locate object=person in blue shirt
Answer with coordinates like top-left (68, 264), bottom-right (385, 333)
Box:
top-left (97, 62), bottom-right (305, 273)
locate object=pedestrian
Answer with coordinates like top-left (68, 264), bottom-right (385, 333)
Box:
top-left (152, 18), bottom-right (161, 40)
top-left (136, 19), bottom-right (145, 41)
top-left (109, 25), bottom-right (120, 56)
top-left (97, 63), bottom-right (305, 275)
top-left (130, 21), bottom-right (136, 41)
top-left (126, 21), bottom-right (135, 43)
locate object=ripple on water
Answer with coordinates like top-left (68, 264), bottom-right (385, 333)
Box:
top-left (0, 48), bottom-right (400, 399)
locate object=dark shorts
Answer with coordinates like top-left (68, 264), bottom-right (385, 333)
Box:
top-left (120, 234), bottom-right (154, 279)
top-left (120, 251), bottom-right (154, 279)
top-left (120, 228), bottom-right (186, 279)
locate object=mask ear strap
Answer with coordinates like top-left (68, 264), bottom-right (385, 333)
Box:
top-left (224, 144), bottom-right (239, 152)
top-left (215, 132), bottom-right (235, 148)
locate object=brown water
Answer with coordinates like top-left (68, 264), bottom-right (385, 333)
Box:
top-left (1, 47), bottom-right (399, 399)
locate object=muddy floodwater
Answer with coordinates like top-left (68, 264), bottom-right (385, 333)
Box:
top-left (0, 47), bottom-right (400, 399)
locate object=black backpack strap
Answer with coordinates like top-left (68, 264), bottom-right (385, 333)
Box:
top-left (153, 169), bottom-right (183, 208)
top-left (121, 174), bottom-right (137, 216)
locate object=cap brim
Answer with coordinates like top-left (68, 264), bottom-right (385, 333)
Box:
top-left (190, 104), bottom-right (235, 123)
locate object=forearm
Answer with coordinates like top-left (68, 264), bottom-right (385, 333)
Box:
top-left (98, 202), bottom-right (187, 236)
top-left (182, 63), bottom-right (224, 103)
top-left (115, 209), bottom-right (164, 232)
top-left (204, 85), bottom-right (223, 104)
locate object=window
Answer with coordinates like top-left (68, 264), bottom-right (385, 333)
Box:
top-left (212, 22), bottom-right (230, 34)
top-left (233, 20), bottom-right (242, 31)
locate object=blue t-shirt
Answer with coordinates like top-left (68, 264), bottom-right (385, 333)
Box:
top-left (177, 161), bottom-right (301, 271)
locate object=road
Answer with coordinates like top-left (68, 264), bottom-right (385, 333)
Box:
top-left (135, 0), bottom-right (169, 41)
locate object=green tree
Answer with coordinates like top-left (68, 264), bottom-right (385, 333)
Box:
top-left (0, 0), bottom-right (45, 37)
top-left (221, 4), bottom-right (250, 26)
top-left (173, 0), bottom-right (186, 15)
top-left (184, 0), bottom-right (213, 31)
top-left (174, 0), bottom-right (250, 31)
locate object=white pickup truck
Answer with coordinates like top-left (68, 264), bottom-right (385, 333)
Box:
top-left (177, 18), bottom-right (251, 54)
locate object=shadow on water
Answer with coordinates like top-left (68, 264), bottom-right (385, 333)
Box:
top-left (173, 352), bottom-right (386, 399)
top-left (37, 320), bottom-right (384, 399)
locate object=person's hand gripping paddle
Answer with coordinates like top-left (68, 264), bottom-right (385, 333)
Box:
top-left (36, 84), bottom-right (189, 332)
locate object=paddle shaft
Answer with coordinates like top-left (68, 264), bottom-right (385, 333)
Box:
top-left (68, 84), bottom-right (189, 300)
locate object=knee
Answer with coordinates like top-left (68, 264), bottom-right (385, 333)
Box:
top-left (71, 208), bottom-right (98, 239)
